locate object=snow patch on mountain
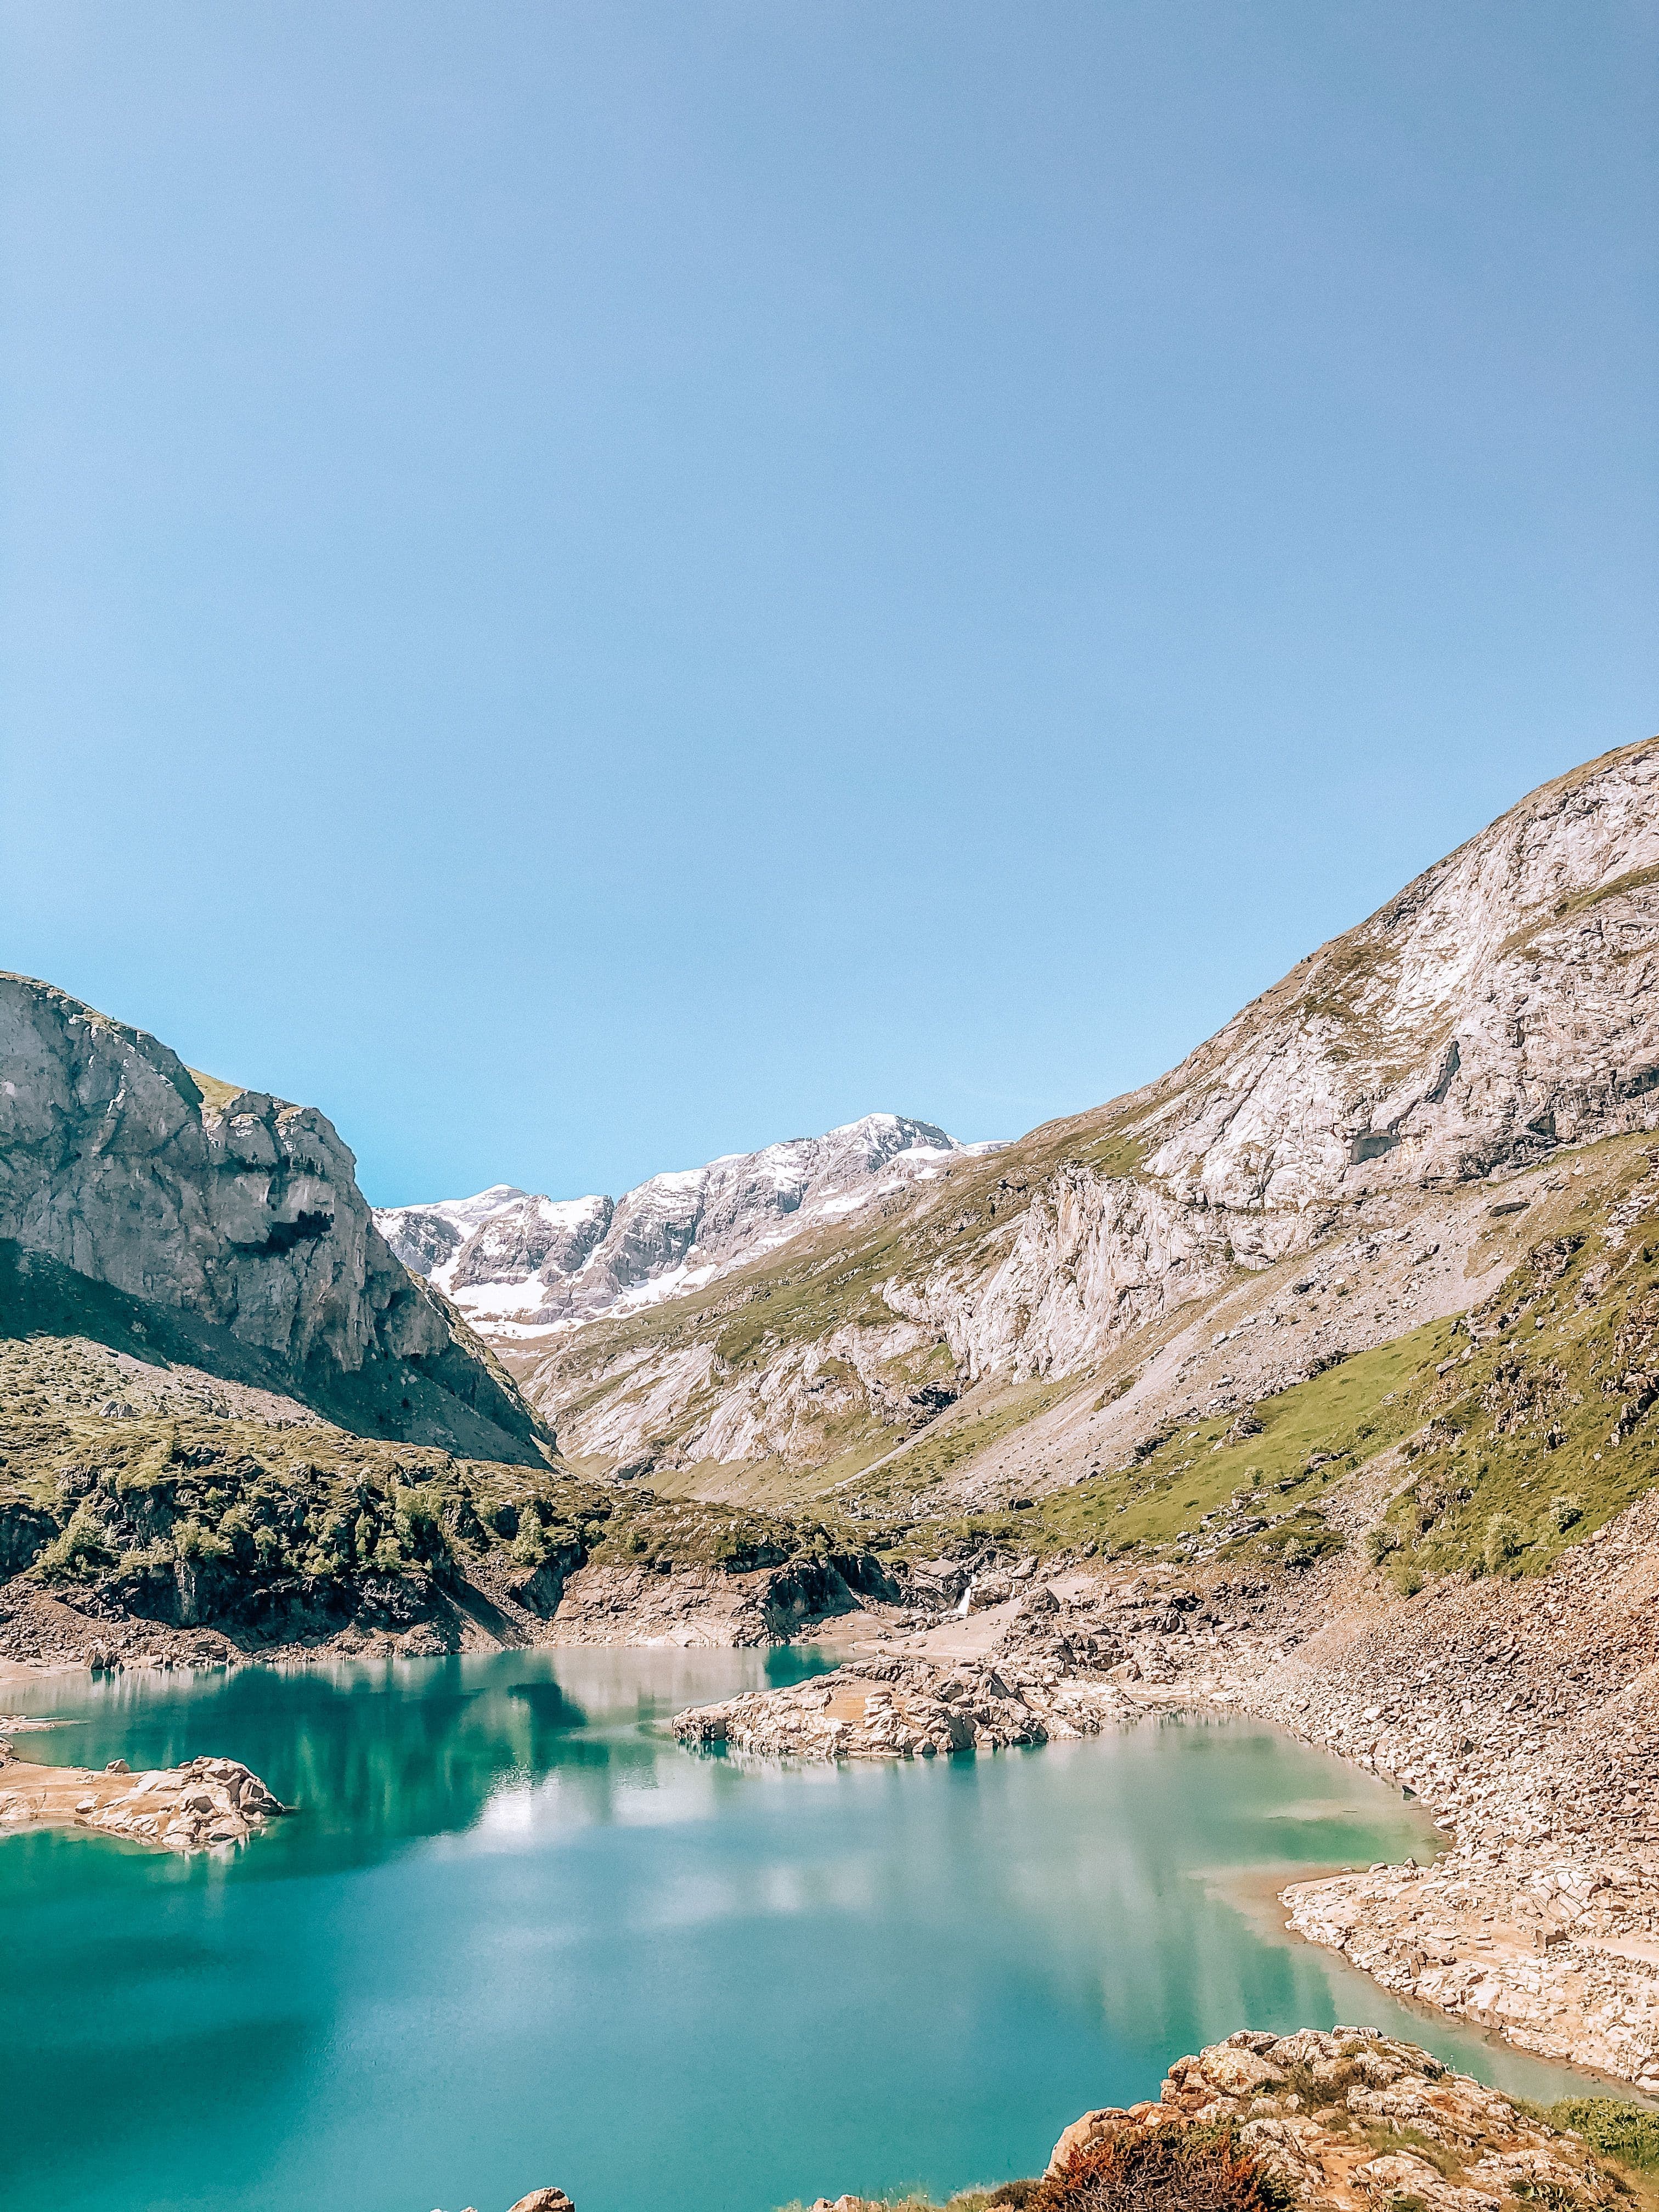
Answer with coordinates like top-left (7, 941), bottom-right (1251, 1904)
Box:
top-left (377, 1114), bottom-right (997, 1340)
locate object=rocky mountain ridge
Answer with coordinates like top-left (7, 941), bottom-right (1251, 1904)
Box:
top-left (377, 1114), bottom-right (986, 1335)
top-left (496, 736), bottom-right (1659, 1505)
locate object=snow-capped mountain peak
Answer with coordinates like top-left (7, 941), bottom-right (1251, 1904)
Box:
top-left (377, 1114), bottom-right (993, 1339)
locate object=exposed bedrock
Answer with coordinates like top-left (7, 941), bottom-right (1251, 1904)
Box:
top-left (0, 973), bottom-right (549, 1462)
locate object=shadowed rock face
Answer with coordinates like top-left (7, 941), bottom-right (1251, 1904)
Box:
top-left (0, 974), bottom-right (549, 1461)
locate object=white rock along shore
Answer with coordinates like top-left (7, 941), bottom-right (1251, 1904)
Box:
top-left (0, 1735), bottom-right (286, 1853)
top-left (674, 1493), bottom-right (1659, 2091)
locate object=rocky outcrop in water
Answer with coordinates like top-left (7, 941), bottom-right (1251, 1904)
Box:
top-left (673, 1649), bottom-right (1128, 1757)
top-left (0, 1739), bottom-right (285, 1852)
top-left (0, 973), bottom-right (549, 1462)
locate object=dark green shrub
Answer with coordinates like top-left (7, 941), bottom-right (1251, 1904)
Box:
top-left (1483, 1512), bottom-right (1527, 1575)
top-left (36, 1503), bottom-right (116, 1581)
top-left (511, 1520), bottom-right (551, 1566)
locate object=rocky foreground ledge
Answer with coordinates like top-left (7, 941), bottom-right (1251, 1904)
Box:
top-left (672, 1654), bottom-right (1127, 1757)
top-left (0, 1735), bottom-right (285, 1852)
top-left (806, 2027), bottom-right (1655, 2212)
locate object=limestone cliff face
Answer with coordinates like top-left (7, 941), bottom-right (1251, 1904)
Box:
top-left (518, 735), bottom-right (1659, 1479)
top-left (0, 975), bottom-right (549, 1461)
top-left (1134, 735), bottom-right (1659, 1205)
top-left (897, 733), bottom-right (1659, 1384)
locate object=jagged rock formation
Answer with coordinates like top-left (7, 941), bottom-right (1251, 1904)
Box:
top-left (377, 1114), bottom-right (982, 1331)
top-left (499, 736), bottom-right (1659, 1496)
top-left (373, 1184), bottom-right (533, 1283)
top-left (0, 973), bottom-right (548, 1462)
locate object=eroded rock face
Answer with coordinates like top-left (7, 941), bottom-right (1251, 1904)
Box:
top-left (0, 974), bottom-right (548, 1460)
top-left (902, 740), bottom-right (1659, 1387)
top-left (504, 737), bottom-right (1659, 1482)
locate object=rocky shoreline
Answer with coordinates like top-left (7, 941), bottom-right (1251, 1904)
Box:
top-left (0, 1734), bottom-right (286, 1853)
top-left (6, 1455), bottom-right (1657, 2081)
top-left (667, 1496), bottom-right (1659, 2091)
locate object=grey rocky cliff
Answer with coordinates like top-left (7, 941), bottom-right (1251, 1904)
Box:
top-left (907, 735), bottom-right (1659, 1386)
top-left (0, 974), bottom-right (549, 1462)
top-left (511, 736), bottom-right (1659, 1482)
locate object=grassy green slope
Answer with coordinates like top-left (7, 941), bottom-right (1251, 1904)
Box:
top-left (870, 1141), bottom-right (1659, 1582)
top-left (511, 1092), bottom-right (1162, 1483)
top-left (0, 1333), bottom-right (856, 1639)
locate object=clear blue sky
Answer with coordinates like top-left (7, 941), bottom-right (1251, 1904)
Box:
top-left (2, 3), bottom-right (1654, 1206)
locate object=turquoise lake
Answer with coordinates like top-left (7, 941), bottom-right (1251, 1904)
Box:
top-left (0, 1649), bottom-right (1602, 2212)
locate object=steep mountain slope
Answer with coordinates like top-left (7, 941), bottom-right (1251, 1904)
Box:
top-left (377, 1114), bottom-right (985, 1333)
top-left (501, 735), bottom-right (1659, 1503)
top-left (0, 973), bottom-right (549, 1464)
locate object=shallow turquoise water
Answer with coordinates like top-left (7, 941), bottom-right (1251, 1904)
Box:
top-left (0, 1651), bottom-right (1600, 2212)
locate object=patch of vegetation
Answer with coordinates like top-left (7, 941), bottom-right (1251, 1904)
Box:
top-left (964, 1318), bottom-right (1460, 1564)
top-left (776, 2188), bottom-right (1036, 2212)
top-left (0, 1331), bottom-right (862, 1641)
top-left (1028, 2123), bottom-right (1290, 2212)
top-left (1545, 2100), bottom-right (1659, 2176)
top-left (184, 1066), bottom-right (247, 1113)
top-left (1370, 1166), bottom-right (1659, 1578)
top-left (584, 1492), bottom-right (832, 1576)
top-left (870, 1148), bottom-right (1659, 1581)
top-left (1075, 1121), bottom-right (1150, 1182)
top-left (857, 1378), bottom-right (1081, 1508)
top-left (1497, 863), bottom-right (1659, 968)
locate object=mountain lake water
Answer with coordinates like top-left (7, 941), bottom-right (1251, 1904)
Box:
top-left (0, 1647), bottom-right (1612, 2212)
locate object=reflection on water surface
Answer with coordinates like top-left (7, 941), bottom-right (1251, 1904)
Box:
top-left (0, 1650), bottom-right (1603, 2212)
